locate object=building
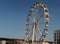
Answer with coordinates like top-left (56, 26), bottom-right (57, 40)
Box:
top-left (0, 38), bottom-right (24, 44)
top-left (0, 38), bottom-right (53, 44)
top-left (54, 30), bottom-right (60, 44)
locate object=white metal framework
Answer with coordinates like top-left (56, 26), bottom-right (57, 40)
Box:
top-left (25, 2), bottom-right (49, 44)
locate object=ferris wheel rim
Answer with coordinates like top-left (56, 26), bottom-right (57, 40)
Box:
top-left (25, 2), bottom-right (49, 42)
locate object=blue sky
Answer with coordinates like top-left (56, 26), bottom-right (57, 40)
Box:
top-left (0, 0), bottom-right (60, 41)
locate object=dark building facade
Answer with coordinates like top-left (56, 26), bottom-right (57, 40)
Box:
top-left (54, 30), bottom-right (60, 44)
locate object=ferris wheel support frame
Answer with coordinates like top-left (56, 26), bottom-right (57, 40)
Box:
top-left (25, 2), bottom-right (49, 44)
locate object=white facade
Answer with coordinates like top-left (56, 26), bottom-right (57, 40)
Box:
top-left (0, 40), bottom-right (6, 44)
top-left (42, 42), bottom-right (49, 44)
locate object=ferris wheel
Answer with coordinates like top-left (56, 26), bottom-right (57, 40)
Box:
top-left (25, 2), bottom-right (49, 44)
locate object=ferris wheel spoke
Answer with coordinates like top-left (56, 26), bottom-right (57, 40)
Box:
top-left (30, 17), bottom-right (33, 22)
top-left (40, 14), bottom-right (44, 18)
top-left (37, 27), bottom-right (42, 35)
top-left (29, 29), bottom-right (33, 34)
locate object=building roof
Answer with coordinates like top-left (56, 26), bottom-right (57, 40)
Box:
top-left (54, 30), bottom-right (60, 32)
top-left (0, 38), bottom-right (24, 41)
